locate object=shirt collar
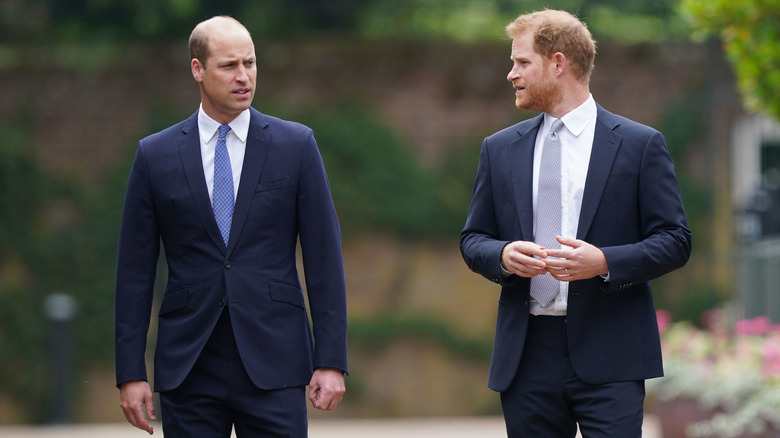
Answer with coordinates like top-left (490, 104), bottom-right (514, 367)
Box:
top-left (198, 105), bottom-right (251, 143)
top-left (543, 94), bottom-right (597, 137)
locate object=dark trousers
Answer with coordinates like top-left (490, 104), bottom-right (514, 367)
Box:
top-left (500, 315), bottom-right (645, 438)
top-left (159, 308), bottom-right (308, 438)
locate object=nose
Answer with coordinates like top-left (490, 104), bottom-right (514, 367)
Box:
top-left (236, 65), bottom-right (249, 82)
top-left (507, 64), bottom-right (520, 82)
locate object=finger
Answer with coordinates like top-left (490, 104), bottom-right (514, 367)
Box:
top-left (556, 235), bottom-right (581, 248)
top-left (126, 405), bottom-right (153, 434)
top-left (546, 264), bottom-right (567, 274)
top-left (145, 394), bottom-right (157, 422)
top-left (316, 393), bottom-right (338, 411)
top-left (307, 386), bottom-right (319, 405)
top-left (509, 263), bottom-right (546, 278)
top-left (509, 251), bottom-right (547, 269)
top-left (509, 241), bottom-right (546, 258)
top-left (316, 387), bottom-right (344, 411)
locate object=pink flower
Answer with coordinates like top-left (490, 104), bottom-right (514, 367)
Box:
top-left (761, 338), bottom-right (780, 377)
top-left (656, 309), bottom-right (672, 334)
top-left (735, 316), bottom-right (772, 336)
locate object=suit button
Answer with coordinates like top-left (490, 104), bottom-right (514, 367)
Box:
top-left (219, 299), bottom-right (225, 307)
top-left (225, 261), bottom-right (232, 269)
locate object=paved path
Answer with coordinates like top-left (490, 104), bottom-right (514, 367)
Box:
top-left (0, 416), bottom-right (662, 437)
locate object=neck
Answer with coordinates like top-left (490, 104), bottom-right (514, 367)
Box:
top-left (547, 84), bottom-right (590, 119)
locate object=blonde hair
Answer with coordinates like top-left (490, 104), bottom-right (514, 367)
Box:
top-left (506, 9), bottom-right (596, 81)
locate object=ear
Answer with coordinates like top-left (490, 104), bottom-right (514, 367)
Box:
top-left (552, 52), bottom-right (567, 76)
top-left (191, 58), bottom-right (204, 83)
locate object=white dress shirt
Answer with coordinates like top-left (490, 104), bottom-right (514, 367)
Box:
top-left (198, 105), bottom-right (250, 200)
top-left (530, 95), bottom-right (597, 316)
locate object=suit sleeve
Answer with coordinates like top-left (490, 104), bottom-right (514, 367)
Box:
top-left (296, 130), bottom-right (349, 374)
top-left (114, 144), bottom-right (160, 387)
top-left (460, 138), bottom-right (518, 287)
top-left (601, 130), bottom-right (692, 292)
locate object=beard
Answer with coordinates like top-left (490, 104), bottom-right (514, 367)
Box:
top-left (514, 73), bottom-right (562, 113)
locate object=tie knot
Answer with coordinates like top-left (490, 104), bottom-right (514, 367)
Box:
top-left (548, 119), bottom-right (563, 136)
top-left (218, 124), bottom-right (231, 139)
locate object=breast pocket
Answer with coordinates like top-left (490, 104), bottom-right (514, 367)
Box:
top-left (256, 177), bottom-right (291, 193)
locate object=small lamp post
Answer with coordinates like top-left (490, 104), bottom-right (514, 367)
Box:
top-left (44, 292), bottom-right (77, 424)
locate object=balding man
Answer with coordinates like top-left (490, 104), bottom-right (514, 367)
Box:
top-left (115, 15), bottom-right (348, 437)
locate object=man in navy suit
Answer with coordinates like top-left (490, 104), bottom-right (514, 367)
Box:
top-left (115, 16), bottom-right (348, 436)
top-left (460, 9), bottom-right (691, 437)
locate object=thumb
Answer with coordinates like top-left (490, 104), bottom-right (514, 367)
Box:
top-left (308, 384), bottom-right (320, 402)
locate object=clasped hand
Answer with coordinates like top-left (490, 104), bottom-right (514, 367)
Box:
top-left (501, 236), bottom-right (608, 281)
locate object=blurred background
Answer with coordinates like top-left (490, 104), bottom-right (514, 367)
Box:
top-left (1, 0), bottom-right (779, 431)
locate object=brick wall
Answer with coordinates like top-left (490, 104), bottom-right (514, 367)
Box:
top-left (0, 39), bottom-right (742, 182)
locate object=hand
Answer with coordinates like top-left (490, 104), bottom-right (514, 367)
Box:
top-left (543, 236), bottom-right (608, 281)
top-left (119, 380), bottom-right (156, 435)
top-left (308, 367), bottom-right (345, 411)
top-left (501, 240), bottom-right (549, 278)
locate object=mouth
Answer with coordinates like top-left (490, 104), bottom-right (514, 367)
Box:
top-left (513, 84), bottom-right (525, 95)
top-left (233, 88), bottom-right (252, 97)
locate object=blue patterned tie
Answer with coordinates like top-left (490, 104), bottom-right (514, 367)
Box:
top-left (530, 119), bottom-right (564, 307)
top-left (212, 124), bottom-right (233, 246)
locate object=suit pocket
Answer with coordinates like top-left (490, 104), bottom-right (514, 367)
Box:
top-left (606, 172), bottom-right (637, 185)
top-left (269, 280), bottom-right (305, 309)
top-left (158, 286), bottom-right (189, 316)
top-left (256, 177), bottom-right (291, 192)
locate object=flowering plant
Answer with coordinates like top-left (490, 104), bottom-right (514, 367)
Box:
top-left (648, 308), bottom-right (780, 437)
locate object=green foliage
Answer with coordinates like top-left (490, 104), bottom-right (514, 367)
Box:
top-left (281, 104), bottom-right (470, 239)
top-left (652, 96), bottom-right (718, 322)
top-left (681, 0), bottom-right (780, 121)
top-left (0, 0), bottom-right (361, 43)
top-left (435, 137), bottom-right (487, 236)
top-left (358, 0), bottom-right (687, 43)
top-left (3, 0), bottom-right (686, 44)
top-left (0, 122), bottom-right (65, 422)
top-left (0, 121), bottom-right (125, 422)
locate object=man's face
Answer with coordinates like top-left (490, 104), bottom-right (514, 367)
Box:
top-left (507, 32), bottom-right (560, 113)
top-left (192, 25), bottom-right (257, 124)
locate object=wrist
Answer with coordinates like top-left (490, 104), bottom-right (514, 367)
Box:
top-left (499, 243), bottom-right (509, 271)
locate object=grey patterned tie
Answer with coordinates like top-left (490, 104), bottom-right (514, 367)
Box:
top-left (530, 119), bottom-right (564, 307)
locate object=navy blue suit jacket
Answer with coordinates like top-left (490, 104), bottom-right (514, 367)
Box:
top-left (460, 105), bottom-right (691, 392)
top-left (115, 107), bottom-right (348, 392)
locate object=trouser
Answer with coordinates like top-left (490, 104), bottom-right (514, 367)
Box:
top-left (500, 315), bottom-right (645, 438)
top-left (160, 308), bottom-right (308, 438)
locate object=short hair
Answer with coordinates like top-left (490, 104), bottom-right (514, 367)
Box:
top-left (506, 9), bottom-right (596, 81)
top-left (189, 15), bottom-right (248, 67)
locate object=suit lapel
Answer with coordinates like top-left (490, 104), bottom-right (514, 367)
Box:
top-left (577, 106), bottom-right (621, 239)
top-left (179, 113), bottom-right (227, 251)
top-left (510, 115), bottom-right (543, 241)
top-left (226, 108), bottom-right (270, 255)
